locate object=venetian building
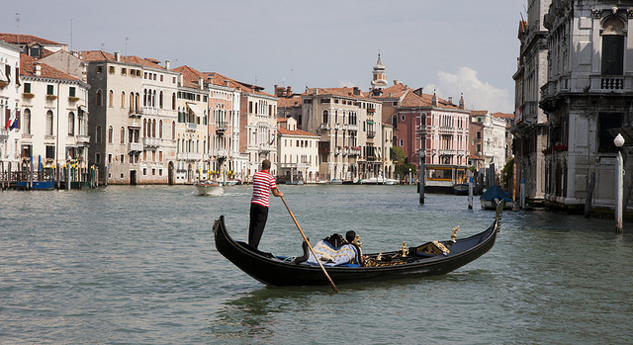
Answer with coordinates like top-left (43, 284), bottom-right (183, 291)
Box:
top-left (81, 51), bottom-right (179, 185)
top-left (172, 65), bottom-right (211, 184)
top-left (0, 40), bottom-right (22, 174)
top-left (513, 0), bottom-right (552, 205)
top-left (539, 1), bottom-right (633, 210)
top-left (301, 87), bottom-right (384, 181)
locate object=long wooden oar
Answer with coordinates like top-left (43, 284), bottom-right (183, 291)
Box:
top-left (280, 195), bottom-right (339, 293)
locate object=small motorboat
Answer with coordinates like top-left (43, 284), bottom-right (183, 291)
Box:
top-left (194, 180), bottom-right (224, 196)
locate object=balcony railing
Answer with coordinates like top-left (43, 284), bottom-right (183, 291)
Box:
top-left (214, 149), bottom-right (228, 158)
top-left (76, 135), bottom-right (91, 145)
top-left (143, 137), bottom-right (160, 148)
top-left (176, 152), bottom-right (203, 161)
top-left (129, 108), bottom-right (142, 118)
top-left (367, 130), bottom-right (376, 138)
top-left (186, 122), bottom-right (197, 132)
top-left (215, 121), bottom-right (227, 131)
top-left (128, 142), bottom-right (143, 152)
top-left (600, 77), bottom-right (624, 90)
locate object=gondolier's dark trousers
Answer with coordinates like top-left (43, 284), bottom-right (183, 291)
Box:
top-left (248, 203), bottom-right (269, 250)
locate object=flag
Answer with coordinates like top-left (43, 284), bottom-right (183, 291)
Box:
top-left (9, 110), bottom-right (19, 130)
top-left (4, 108), bottom-right (9, 130)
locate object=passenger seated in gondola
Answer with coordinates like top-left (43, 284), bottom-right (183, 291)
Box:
top-left (294, 230), bottom-right (365, 266)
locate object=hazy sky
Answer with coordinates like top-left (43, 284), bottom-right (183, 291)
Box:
top-left (3, 0), bottom-right (527, 113)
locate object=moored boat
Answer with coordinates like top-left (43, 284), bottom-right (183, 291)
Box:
top-left (480, 185), bottom-right (513, 209)
top-left (213, 209), bottom-right (501, 287)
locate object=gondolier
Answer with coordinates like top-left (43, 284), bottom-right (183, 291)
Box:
top-left (248, 159), bottom-right (283, 249)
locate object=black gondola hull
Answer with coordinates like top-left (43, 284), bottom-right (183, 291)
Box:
top-left (213, 216), bottom-right (498, 287)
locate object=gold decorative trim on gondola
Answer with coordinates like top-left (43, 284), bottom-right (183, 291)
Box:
top-left (416, 241), bottom-right (450, 256)
top-left (362, 258), bottom-right (408, 267)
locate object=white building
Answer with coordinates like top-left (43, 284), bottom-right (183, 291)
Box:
top-left (277, 117), bottom-right (319, 183)
top-left (0, 40), bottom-right (21, 174)
top-left (19, 54), bottom-right (90, 172)
top-left (471, 110), bottom-right (509, 174)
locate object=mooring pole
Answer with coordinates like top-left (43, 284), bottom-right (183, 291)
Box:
top-left (419, 151), bottom-right (425, 204)
top-left (468, 176), bottom-right (473, 209)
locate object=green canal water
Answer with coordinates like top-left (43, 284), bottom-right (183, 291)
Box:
top-left (1, 185), bottom-right (632, 344)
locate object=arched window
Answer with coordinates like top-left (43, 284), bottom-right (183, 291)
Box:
top-left (121, 91), bottom-right (126, 108)
top-left (96, 89), bottom-right (103, 107)
top-left (143, 89), bottom-right (148, 107)
top-left (135, 93), bottom-right (140, 112)
top-left (602, 17), bottom-right (625, 76)
top-left (129, 92), bottom-right (134, 112)
top-left (159, 120), bottom-right (163, 138)
top-left (68, 112), bottom-right (75, 136)
top-left (172, 93), bottom-right (176, 110)
top-left (23, 108), bottom-right (31, 134)
top-left (392, 115), bottom-right (398, 128)
top-left (159, 91), bottom-right (164, 109)
top-left (108, 126), bottom-right (113, 143)
top-left (143, 119), bottom-right (147, 137)
top-left (46, 110), bottom-right (54, 135)
top-left (322, 110), bottom-right (328, 124)
top-left (121, 127), bottom-right (125, 144)
top-left (95, 125), bottom-right (102, 143)
top-left (172, 121), bottom-right (176, 139)
top-left (108, 90), bottom-right (114, 107)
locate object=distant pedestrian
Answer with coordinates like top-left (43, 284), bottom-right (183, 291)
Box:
top-left (248, 159), bottom-right (283, 249)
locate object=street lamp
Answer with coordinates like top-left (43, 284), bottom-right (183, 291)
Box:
top-left (409, 168), bottom-right (412, 185)
top-left (614, 133), bottom-right (625, 234)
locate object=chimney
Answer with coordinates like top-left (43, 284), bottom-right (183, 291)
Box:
top-left (34, 62), bottom-right (42, 76)
top-left (114, 51), bottom-right (121, 62)
top-left (448, 97), bottom-right (453, 104)
top-left (313, 89), bottom-right (318, 95)
top-left (178, 74), bottom-right (183, 86)
top-left (165, 60), bottom-right (170, 70)
top-left (459, 93), bottom-right (465, 110)
top-left (199, 77), bottom-right (204, 90)
top-left (432, 90), bottom-right (438, 107)
top-left (393, 80), bottom-right (401, 85)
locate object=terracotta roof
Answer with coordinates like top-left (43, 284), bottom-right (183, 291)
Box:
top-left (206, 72), bottom-right (275, 97)
top-left (471, 110), bottom-right (489, 116)
top-left (20, 53), bottom-right (81, 82)
top-left (491, 112), bottom-right (513, 119)
top-left (173, 65), bottom-right (208, 89)
top-left (0, 33), bottom-right (63, 46)
top-left (277, 127), bottom-right (319, 137)
top-left (278, 95), bottom-right (302, 107)
top-left (277, 117), bottom-right (289, 122)
top-left (79, 51), bottom-right (167, 70)
top-left (305, 87), bottom-right (374, 101)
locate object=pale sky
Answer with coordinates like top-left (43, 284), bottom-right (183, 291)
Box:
top-left (3, 0), bottom-right (527, 113)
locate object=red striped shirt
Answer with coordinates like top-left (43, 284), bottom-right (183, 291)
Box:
top-left (251, 170), bottom-right (277, 207)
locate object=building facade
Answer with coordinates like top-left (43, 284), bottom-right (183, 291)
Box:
top-left (0, 40), bottom-right (22, 174)
top-left (82, 51), bottom-right (179, 185)
top-left (540, 1), bottom-right (633, 210)
top-left (19, 54), bottom-right (90, 174)
top-left (277, 117), bottom-right (320, 182)
top-left (513, 0), bottom-right (552, 204)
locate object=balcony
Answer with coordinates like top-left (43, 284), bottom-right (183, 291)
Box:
top-left (76, 135), bottom-right (91, 145)
top-left (367, 130), bottom-right (376, 139)
top-left (128, 142), bottom-right (143, 152)
top-left (176, 152), bottom-right (203, 161)
top-left (348, 147), bottom-right (361, 156)
top-left (439, 149), bottom-right (456, 155)
top-left (143, 137), bottom-right (160, 148)
top-left (258, 143), bottom-right (272, 153)
top-left (141, 107), bottom-right (158, 116)
top-left (186, 122), bottom-right (197, 132)
top-left (319, 123), bottom-right (328, 131)
top-left (214, 149), bottom-right (228, 158)
top-left (129, 108), bottom-right (142, 118)
top-left (347, 124), bottom-right (359, 131)
top-left (216, 121), bottom-right (227, 134)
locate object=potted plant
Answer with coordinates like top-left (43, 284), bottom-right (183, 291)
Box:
top-left (22, 92), bottom-right (35, 99)
top-left (0, 80), bottom-right (8, 89)
top-left (46, 94), bottom-right (58, 101)
top-left (68, 96), bottom-right (80, 102)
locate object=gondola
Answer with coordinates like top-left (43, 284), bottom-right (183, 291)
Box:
top-left (213, 206), bottom-right (501, 287)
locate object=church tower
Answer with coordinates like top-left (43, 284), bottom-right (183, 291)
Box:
top-left (370, 53), bottom-right (388, 91)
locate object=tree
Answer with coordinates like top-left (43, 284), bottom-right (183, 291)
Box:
top-left (501, 157), bottom-right (514, 190)
top-left (391, 147), bottom-right (416, 180)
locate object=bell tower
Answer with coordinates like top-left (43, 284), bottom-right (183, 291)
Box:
top-left (370, 53), bottom-right (388, 91)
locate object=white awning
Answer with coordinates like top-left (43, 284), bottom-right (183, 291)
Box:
top-left (186, 103), bottom-right (205, 118)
